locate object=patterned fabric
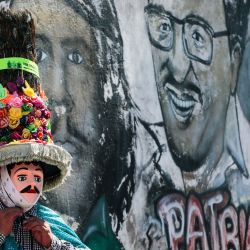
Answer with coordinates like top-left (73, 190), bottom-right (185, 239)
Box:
top-left (36, 204), bottom-right (89, 249)
top-left (0, 233), bottom-right (5, 246)
top-left (0, 201), bottom-right (90, 250)
top-left (0, 201), bottom-right (43, 250)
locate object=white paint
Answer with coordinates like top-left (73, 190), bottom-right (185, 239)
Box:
top-left (0, 0), bottom-right (10, 9)
top-left (54, 105), bottom-right (66, 117)
top-left (98, 133), bottom-right (105, 145)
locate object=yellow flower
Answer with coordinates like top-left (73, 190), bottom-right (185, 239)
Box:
top-left (34, 118), bottom-right (41, 128)
top-left (9, 107), bottom-right (22, 119)
top-left (22, 128), bottom-right (31, 139)
top-left (9, 118), bottom-right (20, 129)
top-left (22, 81), bottom-right (36, 97)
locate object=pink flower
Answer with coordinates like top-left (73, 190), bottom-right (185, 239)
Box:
top-left (8, 96), bottom-right (23, 108)
top-left (11, 131), bottom-right (22, 140)
top-left (32, 97), bottom-right (45, 109)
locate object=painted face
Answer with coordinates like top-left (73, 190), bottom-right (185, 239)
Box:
top-left (10, 163), bottom-right (44, 204)
top-left (146, 0), bottom-right (235, 171)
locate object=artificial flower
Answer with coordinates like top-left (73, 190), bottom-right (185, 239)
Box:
top-left (40, 118), bottom-right (47, 127)
top-left (26, 124), bottom-right (37, 132)
top-left (0, 84), bottom-right (8, 100)
top-left (0, 116), bottom-right (9, 128)
top-left (43, 110), bottom-right (51, 119)
top-left (32, 97), bottom-right (45, 109)
top-left (28, 115), bottom-right (35, 124)
top-left (22, 103), bottom-right (33, 115)
top-left (0, 108), bottom-right (7, 118)
top-left (35, 109), bottom-right (42, 118)
top-left (9, 96), bottom-right (23, 108)
top-left (9, 118), bottom-right (20, 129)
top-left (38, 131), bottom-right (43, 140)
top-left (8, 107), bottom-right (22, 119)
top-left (34, 118), bottom-right (41, 128)
top-left (39, 89), bottom-right (48, 102)
top-left (22, 128), bottom-right (31, 139)
top-left (22, 81), bottom-right (36, 97)
top-left (11, 131), bottom-right (22, 140)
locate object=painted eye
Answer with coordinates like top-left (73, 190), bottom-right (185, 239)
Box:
top-left (36, 48), bottom-right (48, 63)
top-left (17, 176), bottom-right (27, 182)
top-left (67, 51), bottom-right (84, 64)
top-left (192, 31), bottom-right (204, 48)
top-left (159, 21), bottom-right (171, 33)
top-left (34, 176), bottom-right (42, 183)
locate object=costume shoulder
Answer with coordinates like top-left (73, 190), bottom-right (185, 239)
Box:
top-left (36, 203), bottom-right (88, 249)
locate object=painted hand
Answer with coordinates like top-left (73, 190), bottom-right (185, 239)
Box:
top-left (23, 217), bottom-right (53, 248)
top-left (0, 207), bottom-right (23, 236)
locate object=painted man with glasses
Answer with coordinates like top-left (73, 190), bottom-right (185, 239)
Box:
top-left (145, 0), bottom-right (249, 193)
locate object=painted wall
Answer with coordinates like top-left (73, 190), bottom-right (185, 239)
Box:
top-left (2, 0), bottom-right (250, 249)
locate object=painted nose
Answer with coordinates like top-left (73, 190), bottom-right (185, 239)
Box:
top-left (168, 27), bottom-right (191, 83)
top-left (30, 180), bottom-right (36, 189)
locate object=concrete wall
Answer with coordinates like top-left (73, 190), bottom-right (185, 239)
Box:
top-left (5, 0), bottom-right (250, 249)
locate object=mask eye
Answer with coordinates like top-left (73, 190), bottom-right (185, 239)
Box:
top-left (17, 175), bottom-right (27, 182)
top-left (36, 48), bottom-right (48, 63)
top-left (67, 50), bottom-right (84, 64)
top-left (34, 176), bottom-right (42, 183)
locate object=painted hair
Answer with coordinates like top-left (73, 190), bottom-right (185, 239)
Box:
top-left (223, 0), bottom-right (250, 54)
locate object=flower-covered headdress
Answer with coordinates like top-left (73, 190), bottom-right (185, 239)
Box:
top-left (0, 9), bottom-right (71, 191)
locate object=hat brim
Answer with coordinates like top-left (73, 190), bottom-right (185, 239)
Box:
top-left (0, 142), bottom-right (72, 191)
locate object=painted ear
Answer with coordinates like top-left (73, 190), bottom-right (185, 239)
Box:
top-left (230, 42), bottom-right (241, 94)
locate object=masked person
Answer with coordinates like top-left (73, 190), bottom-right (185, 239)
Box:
top-left (0, 162), bottom-right (89, 249)
top-left (0, 9), bottom-right (90, 250)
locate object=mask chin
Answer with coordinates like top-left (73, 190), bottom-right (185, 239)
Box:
top-left (18, 192), bottom-right (41, 212)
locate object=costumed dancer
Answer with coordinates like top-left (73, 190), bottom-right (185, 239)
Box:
top-left (0, 9), bottom-right (90, 250)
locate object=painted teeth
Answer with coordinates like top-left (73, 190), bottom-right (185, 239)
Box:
top-left (170, 93), bottom-right (195, 109)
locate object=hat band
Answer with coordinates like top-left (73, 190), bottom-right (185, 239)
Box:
top-left (0, 57), bottom-right (39, 78)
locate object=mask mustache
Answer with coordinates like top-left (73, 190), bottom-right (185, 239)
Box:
top-left (20, 185), bottom-right (40, 194)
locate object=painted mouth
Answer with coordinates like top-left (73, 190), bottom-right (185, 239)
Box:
top-left (165, 83), bottom-right (197, 123)
top-left (26, 189), bottom-right (37, 194)
top-left (21, 185), bottom-right (40, 194)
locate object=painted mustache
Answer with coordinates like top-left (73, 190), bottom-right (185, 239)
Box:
top-left (20, 185), bottom-right (40, 194)
top-left (163, 73), bottom-right (202, 104)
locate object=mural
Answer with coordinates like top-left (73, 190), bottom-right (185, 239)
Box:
top-left (116, 0), bottom-right (250, 249)
top-left (1, 0), bottom-right (250, 249)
